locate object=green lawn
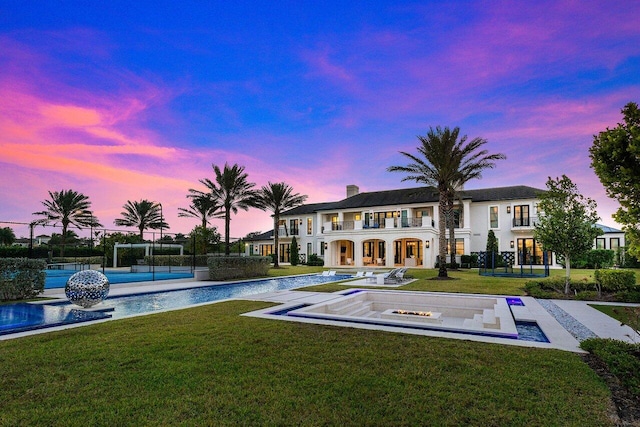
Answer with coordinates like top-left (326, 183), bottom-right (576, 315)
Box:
top-left (590, 304), bottom-right (640, 331)
top-left (0, 300), bottom-right (613, 426)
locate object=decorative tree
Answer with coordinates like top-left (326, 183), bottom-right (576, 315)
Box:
top-left (33, 189), bottom-right (102, 257)
top-left (590, 102), bottom-right (640, 257)
top-left (486, 230), bottom-right (498, 268)
top-left (290, 236), bottom-right (299, 266)
top-left (0, 227), bottom-right (16, 246)
top-left (200, 163), bottom-right (260, 255)
top-left (114, 200), bottom-right (168, 240)
top-left (388, 126), bottom-right (505, 277)
top-left (534, 175), bottom-right (602, 294)
top-left (179, 190), bottom-right (221, 254)
top-left (255, 182), bottom-right (307, 268)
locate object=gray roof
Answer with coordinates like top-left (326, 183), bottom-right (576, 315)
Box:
top-left (595, 224), bottom-right (623, 233)
top-left (243, 230), bottom-right (274, 241)
top-left (282, 185), bottom-right (545, 215)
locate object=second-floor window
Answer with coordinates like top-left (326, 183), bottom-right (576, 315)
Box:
top-left (489, 206), bottom-right (498, 229)
top-left (290, 219), bottom-right (299, 235)
top-left (307, 218), bottom-right (312, 235)
top-left (513, 205), bottom-right (530, 226)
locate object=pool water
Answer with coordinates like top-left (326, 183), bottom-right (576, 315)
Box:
top-left (45, 269), bottom-right (194, 289)
top-left (0, 303), bottom-right (110, 336)
top-left (1, 274), bottom-right (352, 335)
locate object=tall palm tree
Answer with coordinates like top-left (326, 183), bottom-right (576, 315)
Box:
top-left (388, 126), bottom-right (505, 278)
top-left (33, 189), bottom-right (102, 257)
top-left (178, 189), bottom-right (221, 254)
top-left (200, 163), bottom-right (260, 255)
top-left (256, 182), bottom-right (308, 267)
top-left (114, 200), bottom-right (169, 240)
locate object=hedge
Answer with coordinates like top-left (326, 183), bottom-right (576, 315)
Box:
top-left (144, 255), bottom-right (207, 267)
top-left (594, 269), bottom-right (636, 292)
top-left (207, 256), bottom-right (270, 280)
top-left (0, 258), bottom-right (46, 301)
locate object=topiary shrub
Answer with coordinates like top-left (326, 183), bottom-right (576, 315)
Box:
top-left (0, 258), bottom-right (47, 301)
top-left (594, 269), bottom-right (636, 293)
top-left (207, 256), bottom-right (270, 280)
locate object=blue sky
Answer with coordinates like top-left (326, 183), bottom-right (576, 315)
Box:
top-left (1, 1), bottom-right (639, 239)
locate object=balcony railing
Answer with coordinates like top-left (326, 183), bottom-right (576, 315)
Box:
top-left (323, 216), bottom-right (435, 233)
top-left (331, 221), bottom-right (354, 231)
top-left (277, 227), bottom-right (299, 237)
top-left (512, 216), bottom-right (538, 227)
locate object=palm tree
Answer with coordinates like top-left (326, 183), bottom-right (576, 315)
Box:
top-left (256, 182), bottom-right (308, 267)
top-left (114, 200), bottom-right (169, 240)
top-left (200, 163), bottom-right (260, 255)
top-left (178, 190), bottom-right (221, 254)
top-left (33, 189), bottom-right (102, 257)
top-left (388, 126), bottom-right (505, 278)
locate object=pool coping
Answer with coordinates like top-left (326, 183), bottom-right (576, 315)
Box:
top-left (241, 289), bottom-right (591, 353)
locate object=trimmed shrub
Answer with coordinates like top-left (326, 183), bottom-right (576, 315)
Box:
top-left (144, 255), bottom-right (208, 267)
top-left (207, 256), bottom-right (270, 280)
top-left (616, 287), bottom-right (640, 303)
top-left (306, 254), bottom-right (324, 266)
top-left (594, 269), bottom-right (636, 292)
top-left (0, 258), bottom-right (46, 301)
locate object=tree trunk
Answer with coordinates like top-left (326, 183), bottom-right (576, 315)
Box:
top-left (564, 253), bottom-right (571, 295)
top-left (273, 214), bottom-right (280, 268)
top-left (224, 208), bottom-right (231, 256)
top-left (438, 191), bottom-right (448, 278)
top-left (60, 224), bottom-right (67, 258)
top-left (447, 195), bottom-right (457, 269)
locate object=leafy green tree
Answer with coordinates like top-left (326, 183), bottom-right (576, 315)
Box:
top-left (200, 163), bottom-right (260, 255)
top-left (255, 182), bottom-right (308, 268)
top-left (33, 189), bottom-right (102, 257)
top-left (534, 175), bottom-right (602, 294)
top-left (590, 102), bottom-right (640, 257)
top-left (188, 225), bottom-right (221, 255)
top-left (388, 126), bottom-right (504, 277)
top-left (0, 227), bottom-right (16, 246)
top-left (290, 236), bottom-right (299, 266)
top-left (114, 200), bottom-right (169, 240)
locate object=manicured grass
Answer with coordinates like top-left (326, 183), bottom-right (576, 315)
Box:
top-left (0, 300), bottom-right (613, 426)
top-left (266, 265), bottom-right (324, 277)
top-left (590, 304), bottom-right (640, 331)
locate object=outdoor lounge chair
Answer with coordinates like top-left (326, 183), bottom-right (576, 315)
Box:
top-left (355, 271), bottom-right (365, 277)
top-left (328, 270), bottom-right (336, 276)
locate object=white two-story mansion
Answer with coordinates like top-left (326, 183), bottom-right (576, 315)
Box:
top-left (245, 184), bottom-right (624, 269)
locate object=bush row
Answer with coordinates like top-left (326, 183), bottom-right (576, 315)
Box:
top-left (0, 258), bottom-right (46, 301)
top-left (143, 255), bottom-right (208, 267)
top-left (524, 269), bottom-right (640, 302)
top-left (594, 269), bottom-right (636, 292)
top-left (207, 256), bottom-right (271, 280)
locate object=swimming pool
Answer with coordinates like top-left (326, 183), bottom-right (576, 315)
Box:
top-left (44, 269), bottom-right (194, 289)
top-left (1, 274), bottom-right (352, 336)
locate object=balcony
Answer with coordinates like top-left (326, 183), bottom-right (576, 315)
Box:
top-left (512, 216), bottom-right (538, 229)
top-left (277, 227), bottom-right (299, 237)
top-left (323, 216), bottom-right (434, 234)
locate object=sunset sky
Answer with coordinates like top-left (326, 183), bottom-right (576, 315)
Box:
top-left (2, 1), bottom-right (639, 240)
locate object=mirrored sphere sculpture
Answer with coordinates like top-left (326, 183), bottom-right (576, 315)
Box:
top-left (65, 270), bottom-right (110, 308)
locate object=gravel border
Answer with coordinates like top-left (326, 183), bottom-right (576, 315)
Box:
top-left (536, 299), bottom-right (598, 341)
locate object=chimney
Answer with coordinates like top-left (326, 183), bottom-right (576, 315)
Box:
top-left (346, 184), bottom-right (359, 198)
